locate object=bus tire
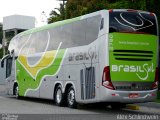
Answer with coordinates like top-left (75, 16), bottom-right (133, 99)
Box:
top-left (54, 85), bottom-right (65, 106)
top-left (67, 86), bottom-right (77, 108)
top-left (14, 84), bottom-right (21, 99)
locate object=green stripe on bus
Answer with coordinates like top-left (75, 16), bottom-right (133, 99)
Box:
top-left (16, 49), bottom-right (66, 96)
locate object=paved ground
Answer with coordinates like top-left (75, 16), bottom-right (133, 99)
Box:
top-left (0, 84), bottom-right (7, 95)
top-left (0, 84), bottom-right (160, 120)
top-left (137, 102), bottom-right (160, 109)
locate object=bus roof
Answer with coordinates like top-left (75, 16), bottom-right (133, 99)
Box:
top-left (18, 9), bottom-right (153, 37)
top-left (110, 9), bottom-right (152, 14)
top-left (18, 9), bottom-right (106, 37)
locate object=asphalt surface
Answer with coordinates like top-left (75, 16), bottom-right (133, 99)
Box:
top-left (0, 84), bottom-right (160, 120)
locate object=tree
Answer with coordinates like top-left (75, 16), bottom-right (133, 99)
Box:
top-left (48, 3), bottom-right (65, 23)
top-left (48, 0), bottom-right (108, 22)
top-left (65, 0), bottom-right (108, 19)
top-left (48, 0), bottom-right (159, 33)
top-left (48, 0), bottom-right (67, 23)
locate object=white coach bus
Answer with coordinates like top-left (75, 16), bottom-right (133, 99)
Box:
top-left (5, 9), bottom-right (159, 108)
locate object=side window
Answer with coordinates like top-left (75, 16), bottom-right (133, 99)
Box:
top-left (20, 31), bottom-right (48, 55)
top-left (6, 58), bottom-right (12, 78)
top-left (85, 15), bottom-right (101, 44)
top-left (17, 36), bottom-right (27, 55)
top-left (61, 24), bottom-right (72, 49)
top-left (48, 24), bottom-right (73, 50)
top-left (72, 19), bottom-right (86, 47)
top-left (34, 31), bottom-right (48, 53)
top-left (18, 35), bottom-right (33, 55)
top-left (41, 15), bottom-right (101, 50)
top-left (48, 27), bottom-right (62, 50)
top-left (8, 36), bottom-right (19, 56)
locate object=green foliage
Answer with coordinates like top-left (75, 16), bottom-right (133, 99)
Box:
top-left (48, 0), bottom-right (159, 24)
top-left (108, 0), bottom-right (146, 10)
top-left (48, 3), bottom-right (65, 23)
top-left (0, 49), bottom-right (3, 58)
top-left (0, 24), bottom-right (2, 44)
top-left (48, 0), bottom-right (160, 42)
top-left (0, 31), bottom-right (2, 44)
top-left (48, 0), bottom-right (108, 22)
top-left (65, 0), bottom-right (108, 19)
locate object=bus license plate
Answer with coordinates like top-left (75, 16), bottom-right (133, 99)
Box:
top-left (129, 93), bottom-right (139, 98)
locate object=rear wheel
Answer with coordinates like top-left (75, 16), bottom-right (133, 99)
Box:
top-left (67, 86), bottom-right (77, 108)
top-left (54, 85), bottom-right (65, 106)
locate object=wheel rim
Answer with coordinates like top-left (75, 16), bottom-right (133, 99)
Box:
top-left (56, 88), bottom-right (62, 104)
top-left (68, 89), bottom-right (75, 106)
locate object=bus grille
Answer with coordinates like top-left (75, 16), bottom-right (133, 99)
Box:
top-left (80, 67), bottom-right (95, 100)
top-left (113, 50), bottom-right (153, 61)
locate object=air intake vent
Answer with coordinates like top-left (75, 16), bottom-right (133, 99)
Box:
top-left (80, 67), bottom-right (95, 100)
top-left (113, 50), bottom-right (153, 61)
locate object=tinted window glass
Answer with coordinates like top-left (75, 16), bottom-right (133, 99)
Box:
top-left (17, 35), bottom-right (29, 55)
top-left (61, 24), bottom-right (73, 49)
top-left (86, 15), bottom-right (101, 43)
top-left (48, 15), bottom-right (101, 49)
top-left (109, 11), bottom-right (157, 35)
top-left (72, 19), bottom-right (86, 47)
top-left (8, 36), bottom-right (19, 56)
top-left (34, 31), bottom-right (48, 53)
top-left (19, 31), bottom-right (48, 55)
top-left (17, 37), bottom-right (24, 54)
top-left (48, 27), bottom-right (63, 50)
top-left (11, 15), bottom-right (101, 53)
top-left (6, 57), bottom-right (12, 78)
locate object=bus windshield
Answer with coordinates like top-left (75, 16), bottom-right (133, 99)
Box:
top-left (109, 11), bottom-right (157, 35)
